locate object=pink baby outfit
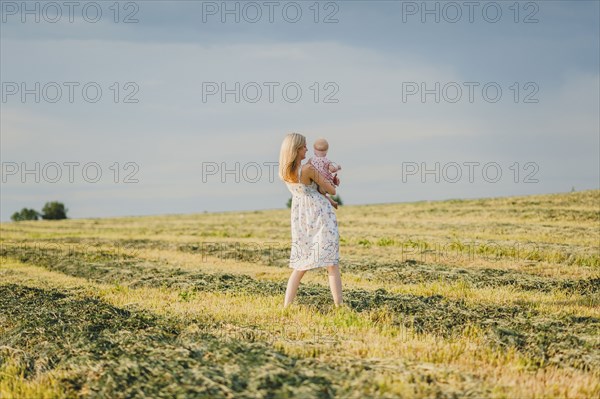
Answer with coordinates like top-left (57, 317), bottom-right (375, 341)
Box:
top-left (308, 155), bottom-right (336, 185)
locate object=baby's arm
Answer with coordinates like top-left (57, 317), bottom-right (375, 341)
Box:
top-left (328, 163), bottom-right (341, 173)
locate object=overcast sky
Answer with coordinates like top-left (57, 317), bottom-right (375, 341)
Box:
top-left (1, 0), bottom-right (599, 221)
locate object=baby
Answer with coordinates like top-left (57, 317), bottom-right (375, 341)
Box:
top-left (308, 138), bottom-right (341, 209)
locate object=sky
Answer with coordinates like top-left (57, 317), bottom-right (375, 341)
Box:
top-left (1, 0), bottom-right (599, 222)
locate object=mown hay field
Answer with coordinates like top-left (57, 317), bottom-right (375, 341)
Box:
top-left (1, 189), bottom-right (599, 398)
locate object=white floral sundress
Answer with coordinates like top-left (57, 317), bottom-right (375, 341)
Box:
top-left (285, 166), bottom-right (340, 270)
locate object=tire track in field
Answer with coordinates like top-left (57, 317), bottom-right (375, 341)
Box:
top-left (5, 237), bottom-right (597, 294)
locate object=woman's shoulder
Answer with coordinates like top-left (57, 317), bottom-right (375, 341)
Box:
top-left (301, 163), bottom-right (315, 174)
top-left (298, 163), bottom-right (315, 185)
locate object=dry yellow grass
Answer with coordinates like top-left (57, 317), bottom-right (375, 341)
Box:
top-left (2, 259), bottom-right (598, 399)
top-left (1, 189), bottom-right (598, 398)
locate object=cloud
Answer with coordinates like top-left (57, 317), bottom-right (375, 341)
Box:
top-left (1, 2), bottom-right (598, 221)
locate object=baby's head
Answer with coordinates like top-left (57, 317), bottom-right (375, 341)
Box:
top-left (313, 138), bottom-right (329, 157)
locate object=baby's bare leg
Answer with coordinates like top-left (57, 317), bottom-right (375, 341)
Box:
top-left (327, 195), bottom-right (338, 209)
top-left (317, 183), bottom-right (338, 209)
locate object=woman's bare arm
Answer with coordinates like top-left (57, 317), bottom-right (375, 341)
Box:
top-left (306, 165), bottom-right (336, 195)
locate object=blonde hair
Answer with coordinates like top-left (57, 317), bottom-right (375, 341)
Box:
top-left (279, 133), bottom-right (306, 183)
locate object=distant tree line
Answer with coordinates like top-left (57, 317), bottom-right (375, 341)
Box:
top-left (11, 201), bottom-right (68, 221)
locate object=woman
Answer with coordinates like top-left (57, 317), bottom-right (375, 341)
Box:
top-left (278, 132), bottom-right (343, 308)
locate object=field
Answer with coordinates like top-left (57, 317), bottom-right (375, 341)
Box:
top-left (1, 189), bottom-right (599, 398)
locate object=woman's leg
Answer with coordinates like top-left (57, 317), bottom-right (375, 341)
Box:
top-left (327, 265), bottom-right (343, 306)
top-left (284, 269), bottom-right (307, 307)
